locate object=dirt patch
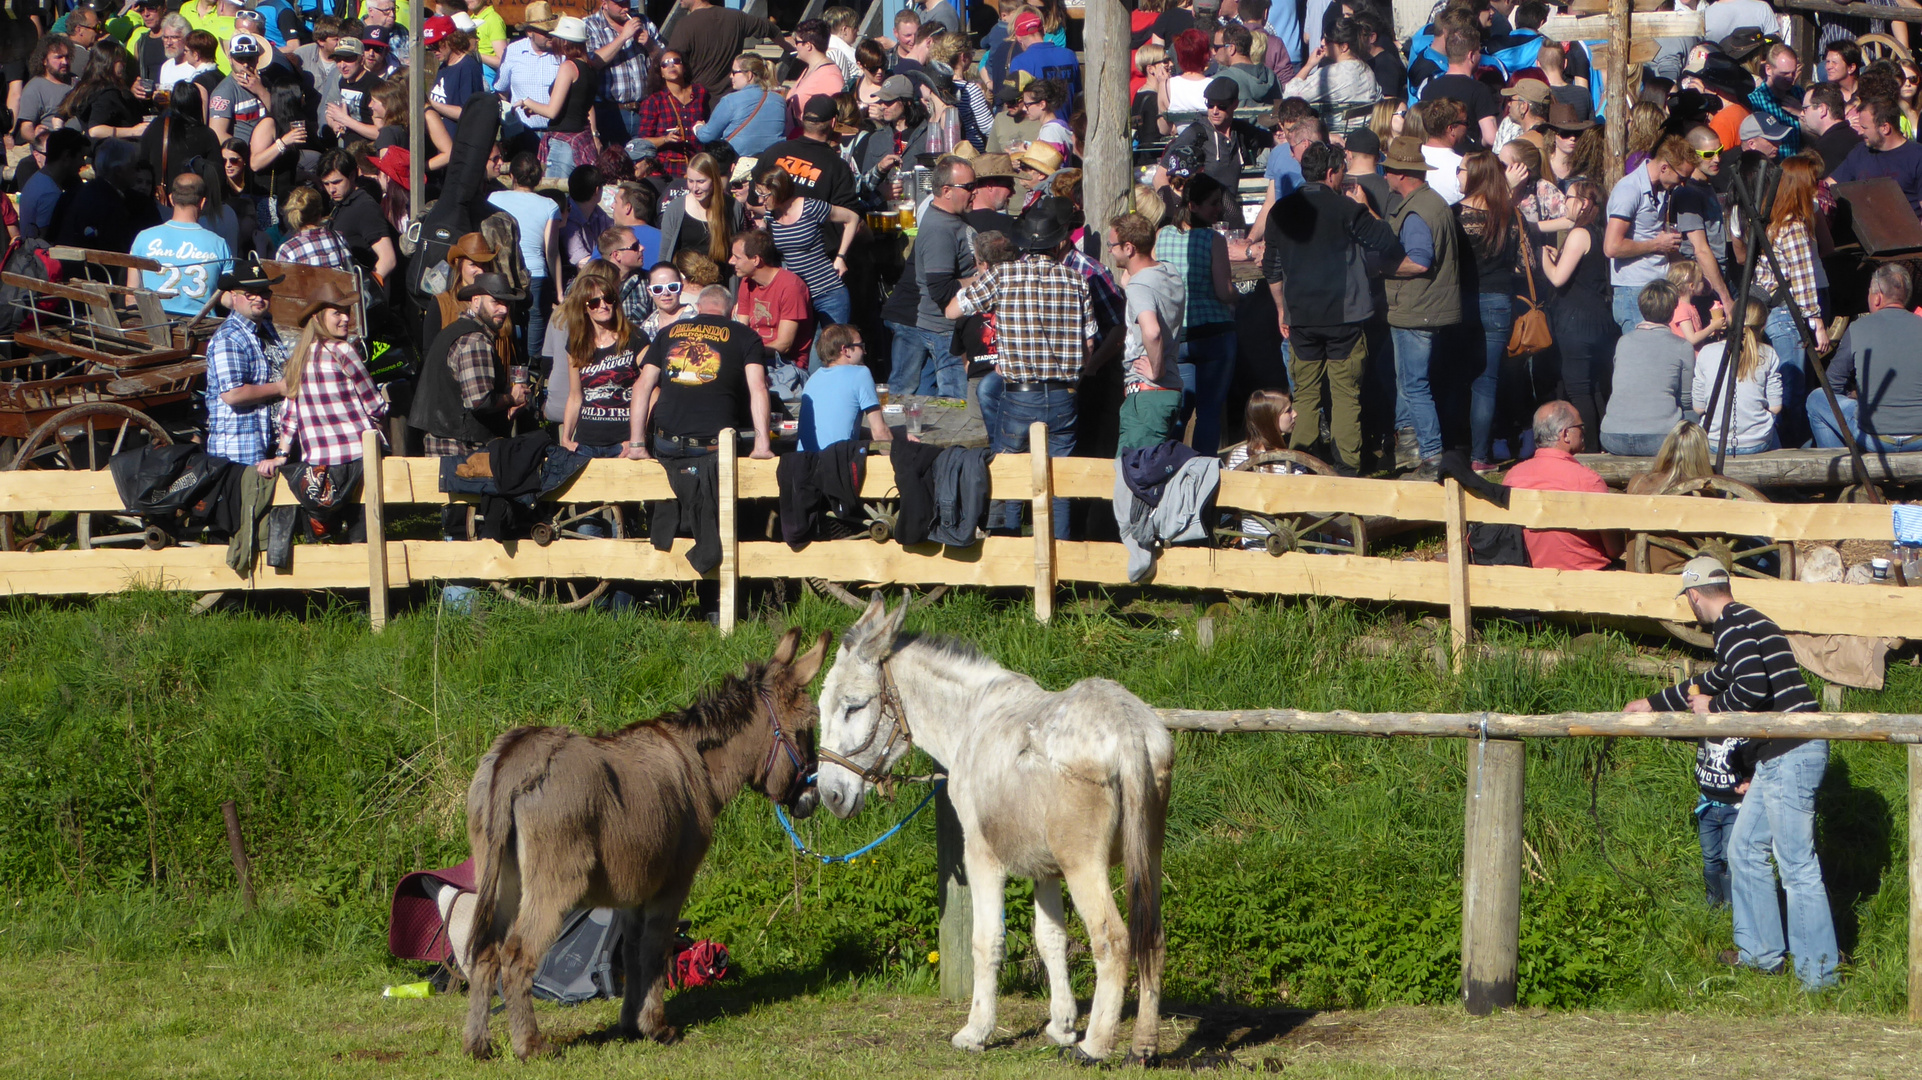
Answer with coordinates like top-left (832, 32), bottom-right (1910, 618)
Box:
top-left (334, 1048), bottom-right (407, 1064)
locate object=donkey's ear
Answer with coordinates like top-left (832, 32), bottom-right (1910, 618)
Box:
top-left (841, 592), bottom-right (889, 655)
top-left (879, 597), bottom-right (911, 643)
top-left (787, 630), bottom-right (830, 686)
top-left (771, 626), bottom-right (802, 667)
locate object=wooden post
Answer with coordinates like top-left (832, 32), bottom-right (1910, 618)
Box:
top-left (1196, 615), bottom-right (1215, 653)
top-left (1461, 735), bottom-right (1524, 1015)
top-left (1443, 477), bottom-right (1470, 672)
top-left (1605, 0), bottom-right (1630, 187)
top-left (407, 0), bottom-right (424, 221)
top-left (1081, 0), bottom-right (1133, 234)
top-left (1029, 421), bottom-right (1054, 623)
top-left (936, 786), bottom-right (973, 1002)
top-left (222, 800), bottom-right (256, 912)
top-left (717, 429), bottom-right (739, 635)
top-left (362, 429), bottom-right (388, 632)
top-left (1911, 744), bottom-right (1921, 1022)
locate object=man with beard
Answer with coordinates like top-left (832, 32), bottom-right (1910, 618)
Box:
top-left (15, 35), bottom-right (76, 142)
top-left (411, 272), bottom-right (530, 463)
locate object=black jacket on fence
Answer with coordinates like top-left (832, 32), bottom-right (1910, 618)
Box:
top-left (776, 441), bottom-right (867, 547)
top-left (650, 450), bottom-right (722, 574)
top-left (888, 439), bottom-right (945, 546)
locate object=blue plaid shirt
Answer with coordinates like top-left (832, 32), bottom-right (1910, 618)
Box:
top-left (586, 11), bottom-right (657, 105)
top-left (1060, 247), bottom-right (1125, 338)
top-left (204, 311), bottom-right (287, 464)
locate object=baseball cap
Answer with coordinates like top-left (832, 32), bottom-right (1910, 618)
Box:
top-left (1344, 128), bottom-right (1381, 156)
top-left (1675, 556), bottom-right (1732, 595)
top-left (1501, 79), bottom-right (1550, 104)
top-left (1203, 76), bottom-right (1240, 106)
top-left (362, 25), bottom-right (393, 50)
top-left (332, 36), bottom-right (364, 59)
top-left (451, 12), bottom-right (476, 32)
top-left (422, 15), bottom-right (457, 46)
top-left (1013, 11), bottom-right (1041, 35)
top-left (877, 74), bottom-right (917, 102)
top-left (229, 33), bottom-right (264, 60)
top-left (1739, 112), bottom-right (1792, 143)
top-left (801, 94), bottom-right (838, 122)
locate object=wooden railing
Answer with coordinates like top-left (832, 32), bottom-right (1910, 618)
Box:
top-left (1, 425), bottom-right (1907, 644)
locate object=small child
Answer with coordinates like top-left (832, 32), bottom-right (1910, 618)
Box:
top-left (1223, 390), bottom-right (1300, 548)
top-left (1664, 260), bottom-right (1727, 350)
top-left (1691, 300), bottom-right (1783, 453)
top-left (1692, 735), bottom-right (1750, 908)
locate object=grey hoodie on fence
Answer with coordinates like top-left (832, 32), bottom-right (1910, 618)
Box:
top-left (1113, 455), bottom-right (1221, 583)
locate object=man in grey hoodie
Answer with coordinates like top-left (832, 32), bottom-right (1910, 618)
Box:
top-left (1215, 23), bottom-right (1279, 105)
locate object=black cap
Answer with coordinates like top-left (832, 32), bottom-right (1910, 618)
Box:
top-left (1203, 76), bottom-right (1240, 106)
top-left (802, 94), bottom-right (837, 122)
top-left (216, 253), bottom-right (283, 294)
top-left (457, 272), bottom-right (527, 303)
top-left (1344, 128), bottom-right (1381, 156)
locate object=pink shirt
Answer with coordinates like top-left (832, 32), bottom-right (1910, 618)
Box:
top-left (1669, 298), bottom-right (1701, 344)
top-left (1502, 447), bottom-right (1619, 571)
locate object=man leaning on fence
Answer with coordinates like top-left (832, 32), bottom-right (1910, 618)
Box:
top-left (203, 255), bottom-right (287, 467)
top-left (1624, 557), bottom-right (1839, 990)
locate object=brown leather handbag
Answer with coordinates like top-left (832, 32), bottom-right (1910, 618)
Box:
top-left (1507, 212), bottom-right (1554, 358)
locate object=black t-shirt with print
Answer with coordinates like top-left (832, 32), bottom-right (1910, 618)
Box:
top-left (338, 69), bottom-right (383, 126)
top-left (573, 330), bottom-right (649, 447)
top-left (642, 314), bottom-right (761, 441)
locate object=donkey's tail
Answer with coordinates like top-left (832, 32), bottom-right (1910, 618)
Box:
top-left (466, 727), bottom-right (544, 969)
top-left (1118, 728), bottom-right (1170, 992)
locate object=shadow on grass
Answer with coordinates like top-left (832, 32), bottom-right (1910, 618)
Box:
top-left (1815, 756), bottom-right (1894, 956)
top-left (1160, 1003), bottom-right (1323, 1061)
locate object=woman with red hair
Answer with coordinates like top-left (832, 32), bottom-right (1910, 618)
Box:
top-left (1160, 28), bottom-right (1214, 133)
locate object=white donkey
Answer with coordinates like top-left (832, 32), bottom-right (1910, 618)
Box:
top-left (815, 597), bottom-right (1174, 1062)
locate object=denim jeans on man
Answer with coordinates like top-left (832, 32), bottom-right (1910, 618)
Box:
top-left (1468, 291), bottom-right (1515, 463)
top-left (1807, 390), bottom-right (1922, 452)
top-left (886, 321), bottom-right (965, 398)
top-left (1391, 326), bottom-right (1444, 461)
top-left (1697, 800), bottom-right (1741, 907)
top-left (1176, 330), bottom-right (1237, 456)
top-left (990, 383), bottom-right (1073, 538)
top-left (1729, 740), bottom-right (1839, 988)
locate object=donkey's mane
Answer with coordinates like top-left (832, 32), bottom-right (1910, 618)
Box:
top-left (893, 633), bottom-right (1006, 675)
top-left (610, 662), bottom-right (770, 751)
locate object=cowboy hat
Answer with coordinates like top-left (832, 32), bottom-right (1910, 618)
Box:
top-left (1541, 101), bottom-right (1599, 132)
top-left (1017, 142), bottom-right (1063, 176)
top-left (294, 279), bottom-right (357, 327)
top-left (1014, 206), bottom-right (1069, 252)
top-left (447, 232), bottom-right (497, 265)
top-left (457, 273), bottom-right (526, 304)
top-left (216, 253), bottom-right (284, 294)
top-left (971, 152), bottom-right (1015, 179)
top-left (550, 16), bottom-right (588, 43)
top-left (518, 1), bottom-right (560, 31)
top-left (1381, 135), bottom-right (1432, 172)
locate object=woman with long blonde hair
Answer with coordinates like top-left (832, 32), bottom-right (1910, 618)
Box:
top-left (1625, 420), bottom-right (1713, 495)
top-left (1623, 101), bottom-right (1666, 170)
top-left (258, 282), bottom-right (386, 477)
top-left (1691, 296), bottom-right (1782, 453)
top-left (1370, 98), bottom-right (1405, 146)
top-left (660, 152), bottom-right (740, 268)
top-left (558, 274), bottom-right (648, 456)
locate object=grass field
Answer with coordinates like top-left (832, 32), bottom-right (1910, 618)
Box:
top-left (0, 586), bottom-right (1916, 1073)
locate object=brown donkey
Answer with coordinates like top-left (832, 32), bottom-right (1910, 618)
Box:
top-left (461, 629), bottom-right (828, 1060)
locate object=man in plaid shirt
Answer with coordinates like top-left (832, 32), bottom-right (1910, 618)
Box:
top-left (586, 0), bottom-right (659, 142)
top-left (203, 255), bottom-right (289, 465)
top-left (950, 207), bottom-right (1096, 539)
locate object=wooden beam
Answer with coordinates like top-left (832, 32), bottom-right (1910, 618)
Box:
top-left (718, 430), bottom-right (739, 635)
top-left (1462, 737), bottom-right (1523, 1015)
top-left (1778, 0), bottom-right (1922, 25)
top-left (363, 431), bottom-right (388, 631)
top-left (1154, 707), bottom-right (1922, 741)
top-left (1568, 449), bottom-right (1922, 487)
top-left (1444, 477), bottom-right (1471, 672)
top-left (936, 787), bottom-right (973, 1002)
top-left (1606, 0), bottom-right (1630, 189)
top-left (739, 537), bottom-right (1037, 588)
top-left (1539, 12), bottom-right (1703, 38)
top-left (1082, 0), bottom-right (1133, 242)
top-left (1030, 422), bottom-right (1054, 623)
top-left (1911, 744), bottom-right (1922, 1021)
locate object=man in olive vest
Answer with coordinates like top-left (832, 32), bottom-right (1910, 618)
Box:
top-left (1382, 134), bottom-right (1460, 481)
top-left (410, 272), bottom-right (529, 543)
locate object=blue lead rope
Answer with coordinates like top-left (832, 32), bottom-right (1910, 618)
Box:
top-left (775, 778), bottom-right (945, 865)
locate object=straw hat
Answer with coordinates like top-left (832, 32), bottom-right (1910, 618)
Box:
top-left (1017, 142), bottom-right (1062, 176)
top-left (518, 0), bottom-right (560, 31)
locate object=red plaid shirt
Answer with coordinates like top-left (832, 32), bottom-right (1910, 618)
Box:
top-left (279, 340), bottom-right (389, 466)
top-left (634, 84), bottom-right (708, 179)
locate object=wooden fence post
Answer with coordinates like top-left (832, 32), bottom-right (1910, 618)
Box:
top-left (1911, 743), bottom-right (1921, 1022)
top-left (362, 429), bottom-right (388, 632)
top-left (1462, 733), bottom-right (1524, 1015)
top-left (936, 786), bottom-right (973, 1001)
top-left (1030, 422), bottom-right (1054, 623)
top-left (222, 800), bottom-right (256, 912)
top-left (717, 430), bottom-right (739, 635)
top-left (1443, 477), bottom-right (1470, 672)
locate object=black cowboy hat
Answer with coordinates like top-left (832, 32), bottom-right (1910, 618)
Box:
top-left (1696, 54), bottom-right (1755, 101)
top-left (216, 253), bottom-right (284, 294)
top-left (1014, 206), bottom-right (1070, 253)
top-left (457, 272), bottom-right (526, 304)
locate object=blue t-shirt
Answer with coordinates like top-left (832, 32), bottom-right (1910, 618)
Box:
top-left (487, 189), bottom-right (560, 278)
top-left (1266, 147), bottom-right (1303, 201)
top-left (18, 172), bottom-right (61, 239)
top-left (131, 221), bottom-right (233, 316)
top-left (1008, 41), bottom-right (1082, 110)
top-left (1830, 138), bottom-right (1922, 214)
top-left (431, 54), bottom-right (485, 111)
top-left (797, 362), bottom-right (879, 451)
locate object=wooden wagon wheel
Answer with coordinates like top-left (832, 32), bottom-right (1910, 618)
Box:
top-left (805, 577), bottom-right (951, 610)
top-left (461, 502), bottom-right (625, 610)
top-left (1627, 476), bottom-right (1796, 648)
top-left (1, 403), bottom-right (173, 552)
top-left (1857, 33), bottom-right (1912, 66)
top-left (1214, 449), bottom-right (1368, 557)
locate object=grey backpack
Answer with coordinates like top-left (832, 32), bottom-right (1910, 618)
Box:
top-left (531, 908), bottom-right (624, 1005)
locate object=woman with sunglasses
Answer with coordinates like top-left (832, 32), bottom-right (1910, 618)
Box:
top-left (632, 49), bottom-right (707, 180)
top-left (558, 275), bottom-right (648, 457)
top-left (638, 262), bottom-right (696, 337)
top-left (756, 166), bottom-right (862, 326)
top-left (218, 137), bottom-right (272, 257)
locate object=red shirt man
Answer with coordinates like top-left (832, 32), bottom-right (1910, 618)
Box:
top-left (1502, 401), bottom-right (1624, 570)
top-left (729, 230), bottom-right (814, 368)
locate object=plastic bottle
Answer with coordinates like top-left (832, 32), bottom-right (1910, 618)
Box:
top-left (383, 981), bottom-right (432, 999)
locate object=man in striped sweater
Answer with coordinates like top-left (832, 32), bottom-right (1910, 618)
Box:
top-left (1624, 557), bottom-right (1839, 990)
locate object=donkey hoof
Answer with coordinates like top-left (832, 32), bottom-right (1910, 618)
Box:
top-left (1060, 1044), bottom-right (1106, 1067)
top-left (462, 1037), bottom-right (493, 1062)
top-left (649, 1025), bottom-right (683, 1046)
top-left (950, 1029), bottom-right (987, 1052)
top-left (1124, 1050), bottom-right (1162, 1068)
top-left (512, 1038), bottom-right (553, 1062)
top-left (1045, 1021), bottom-right (1079, 1047)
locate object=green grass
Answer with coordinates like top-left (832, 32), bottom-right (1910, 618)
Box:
top-left (0, 588), bottom-right (1913, 1024)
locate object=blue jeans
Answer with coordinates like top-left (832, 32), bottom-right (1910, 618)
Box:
top-left (991, 384), bottom-right (1074, 538)
top-left (1468, 292), bottom-right (1514, 464)
top-left (593, 102), bottom-right (642, 145)
top-left (1726, 430), bottom-right (1782, 455)
top-left (1612, 285), bottom-right (1647, 336)
top-left (1807, 390), bottom-right (1922, 452)
top-left (1697, 801), bottom-right (1741, 907)
top-left (814, 285), bottom-right (852, 328)
top-left (542, 136), bottom-right (581, 180)
top-left (1177, 329), bottom-right (1236, 456)
top-left (886, 321), bottom-right (962, 397)
top-left (1729, 740), bottom-right (1839, 989)
top-left (525, 276), bottom-right (550, 363)
top-left (1765, 305), bottom-right (1808, 445)
top-left (974, 369), bottom-right (1004, 446)
top-left (1598, 430), bottom-right (1669, 456)
top-left (1391, 326), bottom-right (1443, 461)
